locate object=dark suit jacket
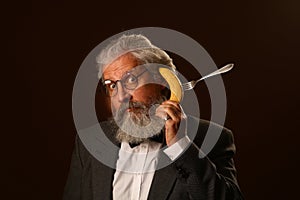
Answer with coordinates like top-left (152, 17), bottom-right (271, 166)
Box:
top-left (63, 116), bottom-right (243, 200)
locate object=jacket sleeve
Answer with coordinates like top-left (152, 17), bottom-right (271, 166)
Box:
top-left (175, 120), bottom-right (244, 200)
top-left (63, 136), bottom-right (83, 200)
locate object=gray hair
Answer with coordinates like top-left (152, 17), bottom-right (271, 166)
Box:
top-left (96, 34), bottom-right (176, 79)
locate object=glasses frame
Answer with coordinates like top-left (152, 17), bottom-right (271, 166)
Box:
top-left (102, 66), bottom-right (148, 97)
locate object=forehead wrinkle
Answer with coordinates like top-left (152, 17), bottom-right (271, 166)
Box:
top-left (103, 54), bottom-right (139, 80)
top-left (103, 64), bottom-right (136, 81)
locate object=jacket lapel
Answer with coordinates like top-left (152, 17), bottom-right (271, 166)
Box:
top-left (148, 151), bottom-right (177, 200)
top-left (148, 116), bottom-right (200, 199)
top-left (91, 156), bottom-right (116, 200)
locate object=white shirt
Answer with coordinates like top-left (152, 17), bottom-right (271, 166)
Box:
top-left (112, 136), bottom-right (190, 200)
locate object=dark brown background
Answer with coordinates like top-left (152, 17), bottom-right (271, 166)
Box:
top-left (10, 0), bottom-right (300, 199)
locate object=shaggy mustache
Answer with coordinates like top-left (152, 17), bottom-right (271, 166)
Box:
top-left (116, 101), bottom-right (148, 118)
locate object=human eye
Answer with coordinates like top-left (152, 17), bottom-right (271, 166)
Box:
top-left (127, 75), bottom-right (137, 84)
top-left (104, 80), bottom-right (116, 91)
top-left (108, 83), bottom-right (116, 90)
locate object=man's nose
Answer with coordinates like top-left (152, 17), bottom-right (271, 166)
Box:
top-left (116, 82), bottom-right (132, 103)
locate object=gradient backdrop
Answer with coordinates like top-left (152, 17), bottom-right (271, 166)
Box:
top-left (10, 0), bottom-right (300, 199)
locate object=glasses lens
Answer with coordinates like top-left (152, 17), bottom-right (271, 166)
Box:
top-left (124, 73), bottom-right (138, 90)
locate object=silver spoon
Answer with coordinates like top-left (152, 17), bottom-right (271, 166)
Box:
top-left (182, 63), bottom-right (234, 91)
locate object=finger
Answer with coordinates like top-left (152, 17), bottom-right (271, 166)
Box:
top-left (156, 104), bottom-right (178, 117)
top-left (159, 103), bottom-right (182, 114)
top-left (155, 107), bottom-right (175, 122)
top-left (162, 100), bottom-right (181, 110)
top-left (162, 100), bottom-right (186, 119)
top-left (155, 107), bottom-right (168, 119)
top-left (164, 107), bottom-right (181, 122)
top-left (158, 107), bottom-right (181, 123)
top-left (158, 105), bottom-right (185, 120)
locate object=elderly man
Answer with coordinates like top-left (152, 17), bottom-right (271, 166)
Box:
top-left (64, 34), bottom-right (243, 200)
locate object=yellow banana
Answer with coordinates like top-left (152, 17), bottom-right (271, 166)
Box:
top-left (159, 67), bottom-right (183, 102)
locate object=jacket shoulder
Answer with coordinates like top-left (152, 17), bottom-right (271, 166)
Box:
top-left (187, 115), bottom-right (235, 156)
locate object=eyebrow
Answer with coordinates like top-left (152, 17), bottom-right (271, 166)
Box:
top-left (103, 80), bottom-right (113, 85)
top-left (103, 66), bottom-right (147, 83)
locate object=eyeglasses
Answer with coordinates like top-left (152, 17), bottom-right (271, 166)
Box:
top-left (102, 67), bottom-right (148, 97)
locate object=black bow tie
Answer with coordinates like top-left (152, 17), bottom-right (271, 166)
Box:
top-left (128, 142), bottom-right (142, 148)
top-left (128, 131), bottom-right (165, 148)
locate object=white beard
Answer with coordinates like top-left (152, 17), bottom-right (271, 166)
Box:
top-left (112, 97), bottom-right (166, 144)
